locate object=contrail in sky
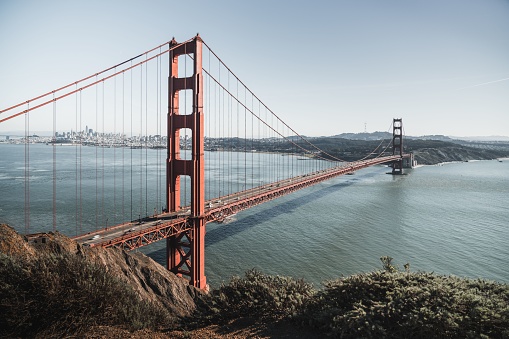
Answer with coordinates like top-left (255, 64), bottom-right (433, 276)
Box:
top-left (458, 77), bottom-right (509, 90)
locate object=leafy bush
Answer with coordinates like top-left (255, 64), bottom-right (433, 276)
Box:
top-left (191, 265), bottom-right (509, 337)
top-left (195, 269), bottom-right (315, 324)
top-left (300, 270), bottom-right (509, 338)
top-left (0, 252), bottom-right (172, 338)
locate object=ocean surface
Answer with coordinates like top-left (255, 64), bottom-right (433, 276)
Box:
top-left (1, 143), bottom-right (508, 288)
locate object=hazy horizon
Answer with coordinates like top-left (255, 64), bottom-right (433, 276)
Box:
top-left (2, 129), bottom-right (508, 141)
top-left (1, 1), bottom-right (508, 137)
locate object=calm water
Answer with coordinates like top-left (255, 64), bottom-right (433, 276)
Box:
top-left (1, 143), bottom-right (508, 287)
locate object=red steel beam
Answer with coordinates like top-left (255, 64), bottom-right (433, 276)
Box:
top-left (205, 155), bottom-right (402, 222)
top-left (71, 155), bottom-right (403, 251)
top-left (86, 217), bottom-right (192, 250)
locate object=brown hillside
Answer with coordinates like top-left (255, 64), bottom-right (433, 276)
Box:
top-left (0, 224), bottom-right (200, 319)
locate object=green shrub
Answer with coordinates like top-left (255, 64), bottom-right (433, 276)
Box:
top-left (300, 270), bottom-right (509, 338)
top-left (195, 269), bottom-right (315, 324)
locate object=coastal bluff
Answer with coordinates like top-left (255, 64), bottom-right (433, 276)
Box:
top-left (0, 223), bottom-right (201, 337)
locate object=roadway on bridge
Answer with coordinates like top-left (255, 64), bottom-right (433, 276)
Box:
top-left (72, 157), bottom-right (398, 249)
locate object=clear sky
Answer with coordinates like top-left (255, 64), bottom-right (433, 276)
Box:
top-left (1, 0), bottom-right (508, 137)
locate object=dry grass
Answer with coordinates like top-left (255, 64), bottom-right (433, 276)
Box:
top-left (0, 252), bottom-right (173, 338)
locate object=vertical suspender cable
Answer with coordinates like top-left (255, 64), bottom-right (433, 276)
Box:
top-left (270, 108), bottom-right (274, 184)
top-left (101, 80), bottom-right (105, 228)
top-left (220, 63), bottom-right (223, 199)
top-left (160, 52), bottom-right (164, 212)
top-left (257, 101), bottom-right (261, 193)
top-left (276, 118), bottom-right (280, 182)
top-left (122, 72), bottom-right (125, 222)
top-left (156, 53), bottom-right (160, 214)
top-left (264, 106), bottom-right (268, 185)
top-left (230, 73), bottom-right (233, 195)
top-left (244, 87), bottom-right (247, 192)
top-left (113, 69), bottom-right (117, 225)
top-left (216, 62), bottom-right (219, 199)
top-left (139, 64), bottom-right (143, 221)
top-left (145, 58), bottom-right (148, 217)
top-left (130, 64), bottom-right (133, 222)
top-left (24, 103), bottom-right (30, 234)
top-left (270, 110), bottom-right (273, 184)
top-left (79, 90), bottom-right (83, 233)
top-left (79, 91), bottom-right (83, 233)
top-left (145, 58), bottom-right (149, 216)
top-left (95, 76), bottom-right (99, 229)
top-left (52, 94), bottom-right (57, 231)
top-left (224, 70), bottom-right (228, 195)
top-left (229, 73), bottom-right (233, 195)
top-left (251, 94), bottom-right (254, 190)
top-left (227, 72), bottom-right (230, 196)
top-left (276, 118), bottom-right (279, 181)
top-left (236, 79), bottom-right (239, 194)
top-left (222, 62), bottom-right (226, 198)
top-left (218, 62), bottom-right (222, 198)
top-left (75, 85), bottom-right (79, 236)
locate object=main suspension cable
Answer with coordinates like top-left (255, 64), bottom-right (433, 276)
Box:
top-left (0, 39), bottom-right (194, 124)
top-left (0, 39), bottom-right (187, 116)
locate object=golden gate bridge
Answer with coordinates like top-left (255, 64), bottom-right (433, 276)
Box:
top-left (0, 35), bottom-right (411, 289)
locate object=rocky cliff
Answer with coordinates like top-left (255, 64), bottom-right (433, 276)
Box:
top-left (0, 223), bottom-right (200, 337)
top-left (5, 224), bottom-right (200, 317)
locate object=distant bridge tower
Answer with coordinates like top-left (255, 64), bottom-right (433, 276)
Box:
top-left (392, 118), bottom-right (403, 175)
top-left (166, 35), bottom-right (207, 290)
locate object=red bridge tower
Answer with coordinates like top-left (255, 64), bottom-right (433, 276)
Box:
top-left (166, 35), bottom-right (207, 289)
top-left (392, 118), bottom-right (403, 175)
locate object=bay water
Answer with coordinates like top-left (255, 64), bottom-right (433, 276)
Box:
top-left (1, 143), bottom-right (507, 288)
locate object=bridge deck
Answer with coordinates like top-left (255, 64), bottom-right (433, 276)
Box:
top-left (69, 155), bottom-right (402, 250)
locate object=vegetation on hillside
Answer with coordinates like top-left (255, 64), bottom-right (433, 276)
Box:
top-left (300, 259), bottom-right (509, 338)
top-left (0, 251), bottom-right (173, 338)
top-left (1, 224), bottom-right (508, 338)
top-left (194, 269), bottom-right (315, 323)
top-left (207, 135), bottom-right (509, 164)
top-left (188, 259), bottom-right (509, 338)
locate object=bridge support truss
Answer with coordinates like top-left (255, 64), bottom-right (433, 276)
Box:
top-left (392, 118), bottom-right (403, 175)
top-left (166, 35), bottom-right (207, 290)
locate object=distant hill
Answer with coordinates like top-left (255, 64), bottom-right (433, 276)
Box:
top-left (451, 135), bottom-right (509, 142)
top-left (295, 133), bottom-right (509, 165)
top-left (331, 132), bottom-right (457, 142)
top-left (332, 131), bottom-right (392, 140)
top-left (408, 134), bottom-right (453, 141)
top-left (331, 132), bottom-right (509, 143)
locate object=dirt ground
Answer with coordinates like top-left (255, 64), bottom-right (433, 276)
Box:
top-left (82, 318), bottom-right (323, 339)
